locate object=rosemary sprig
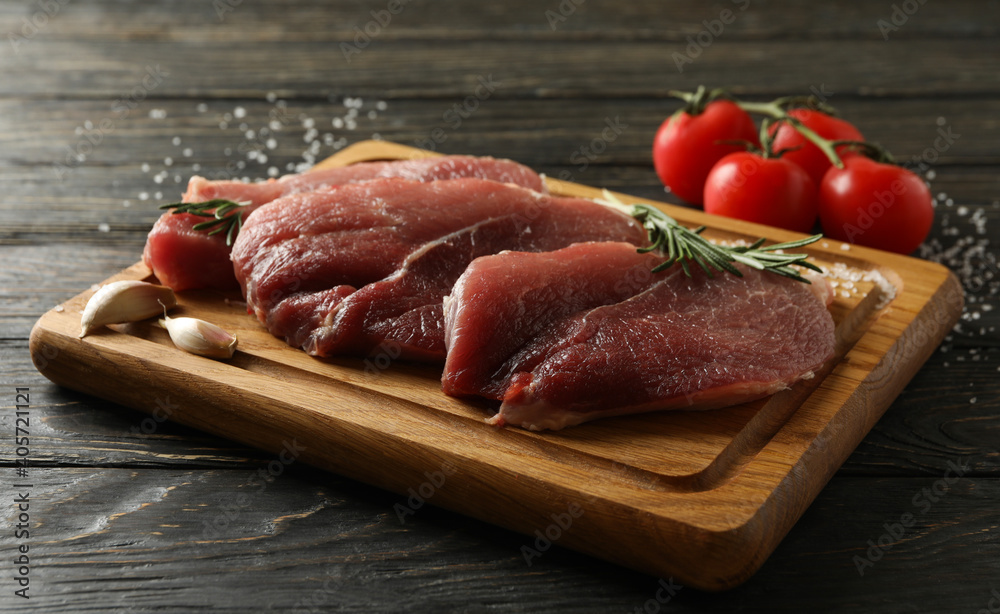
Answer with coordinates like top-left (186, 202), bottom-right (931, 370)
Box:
top-left (159, 199), bottom-right (247, 246)
top-left (630, 204), bottom-right (823, 283)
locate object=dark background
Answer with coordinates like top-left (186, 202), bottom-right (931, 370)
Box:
top-left (1, 1), bottom-right (998, 612)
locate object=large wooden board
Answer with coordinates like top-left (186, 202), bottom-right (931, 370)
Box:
top-left (29, 140), bottom-right (964, 591)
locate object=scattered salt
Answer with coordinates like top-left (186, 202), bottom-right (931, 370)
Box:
top-left (149, 109), bottom-right (167, 119)
top-left (98, 223), bottom-right (110, 232)
top-left (54, 305), bottom-right (64, 312)
top-left (172, 136), bottom-right (182, 146)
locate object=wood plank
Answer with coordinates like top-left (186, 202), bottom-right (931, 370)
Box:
top-left (0, 467), bottom-right (996, 612)
top-left (2, 162), bottom-right (998, 238)
top-left (1, 97), bottom-right (994, 172)
top-left (2, 39), bottom-right (998, 99)
top-left (26, 141), bottom-right (965, 589)
top-left (1, 0), bottom-right (995, 42)
top-left (4, 335), bottom-right (998, 476)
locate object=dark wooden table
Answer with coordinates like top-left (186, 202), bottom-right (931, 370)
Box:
top-left (2, 1), bottom-right (998, 611)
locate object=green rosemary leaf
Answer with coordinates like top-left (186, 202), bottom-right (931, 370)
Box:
top-left (623, 201), bottom-right (822, 283)
top-left (159, 199), bottom-right (247, 246)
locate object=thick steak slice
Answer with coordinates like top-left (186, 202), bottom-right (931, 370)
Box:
top-left (143, 155), bottom-right (544, 291)
top-left (442, 242), bottom-right (836, 431)
top-left (232, 178), bottom-right (648, 360)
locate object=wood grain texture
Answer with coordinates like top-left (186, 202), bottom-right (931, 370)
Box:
top-left (2, 0), bottom-right (998, 608)
top-left (27, 140), bottom-right (965, 590)
top-left (1, 98), bottom-right (996, 170)
top-left (2, 0), bottom-right (998, 42)
top-left (0, 467), bottom-right (997, 613)
top-left (2, 39), bottom-right (999, 99)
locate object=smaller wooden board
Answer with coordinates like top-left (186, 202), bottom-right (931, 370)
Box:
top-left (30, 140), bottom-right (964, 590)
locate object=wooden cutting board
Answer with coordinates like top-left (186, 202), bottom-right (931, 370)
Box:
top-left (29, 140), bottom-right (964, 591)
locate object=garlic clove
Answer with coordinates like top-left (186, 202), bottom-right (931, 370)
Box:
top-left (79, 280), bottom-right (177, 338)
top-left (159, 316), bottom-right (238, 359)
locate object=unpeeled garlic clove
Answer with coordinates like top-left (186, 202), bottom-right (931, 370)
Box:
top-left (79, 280), bottom-right (177, 338)
top-left (158, 315), bottom-right (238, 359)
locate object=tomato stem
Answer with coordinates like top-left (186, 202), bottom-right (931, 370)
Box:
top-left (830, 140), bottom-right (896, 164)
top-left (669, 85), bottom-right (730, 116)
top-left (668, 88), bottom-right (848, 168)
top-left (736, 101), bottom-right (845, 169)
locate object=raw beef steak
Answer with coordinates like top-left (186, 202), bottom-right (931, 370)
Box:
top-left (143, 155), bottom-right (545, 291)
top-left (231, 179), bottom-right (648, 360)
top-left (442, 242), bottom-right (836, 431)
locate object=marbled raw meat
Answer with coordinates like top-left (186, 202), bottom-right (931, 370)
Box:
top-left (143, 155), bottom-right (545, 291)
top-left (232, 178), bottom-right (648, 360)
top-left (442, 242), bottom-right (836, 431)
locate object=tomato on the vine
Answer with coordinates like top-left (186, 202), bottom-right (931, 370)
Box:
top-left (652, 100), bottom-right (758, 206)
top-left (818, 156), bottom-right (933, 254)
top-left (703, 151), bottom-right (819, 233)
top-left (770, 108), bottom-right (863, 185)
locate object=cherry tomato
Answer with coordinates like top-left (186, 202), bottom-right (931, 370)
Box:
top-left (652, 100), bottom-right (759, 206)
top-left (770, 109), bottom-right (864, 185)
top-left (704, 152), bottom-right (819, 232)
top-left (818, 156), bottom-right (933, 254)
